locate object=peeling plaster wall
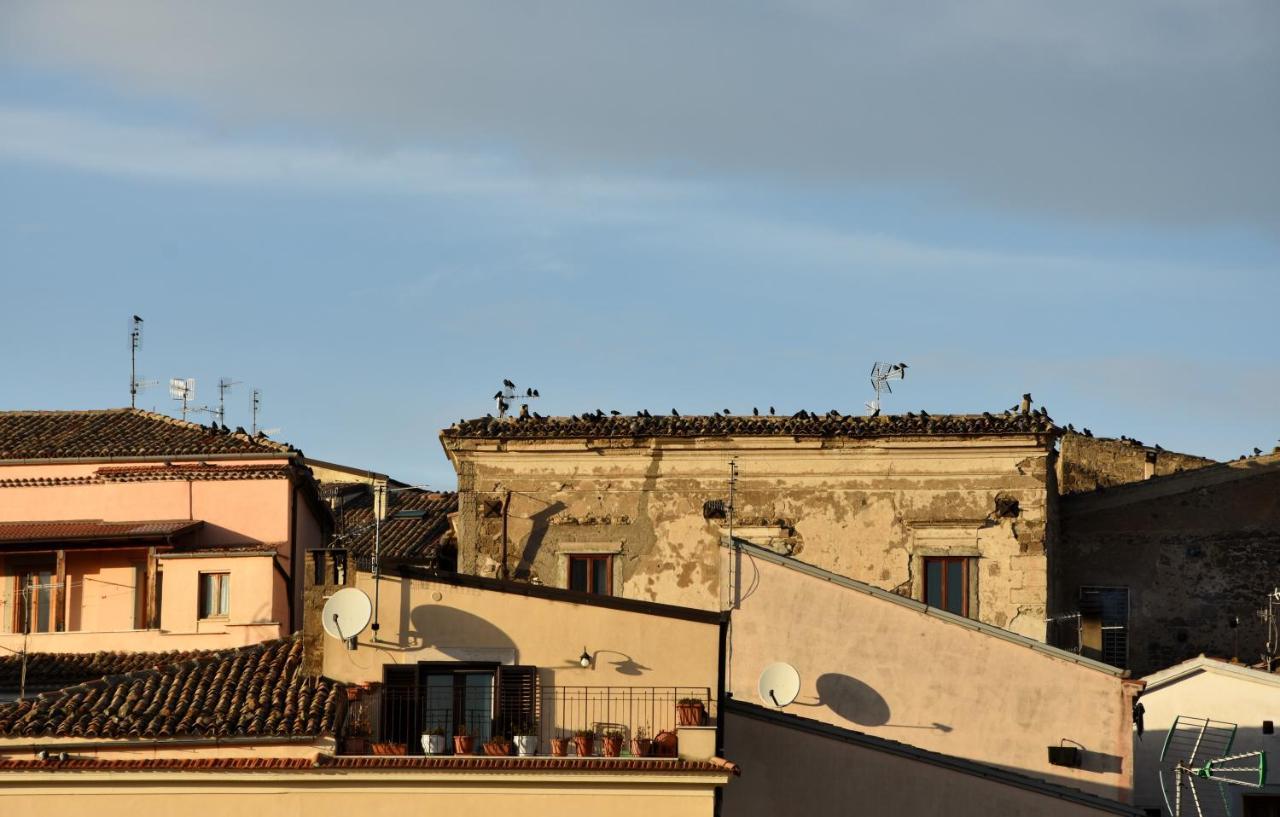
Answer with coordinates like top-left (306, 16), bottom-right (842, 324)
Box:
top-left (444, 435), bottom-right (1055, 637)
top-left (1058, 433), bottom-right (1215, 496)
top-left (1055, 456), bottom-right (1280, 676)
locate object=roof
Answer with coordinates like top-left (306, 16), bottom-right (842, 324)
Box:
top-left (0, 637), bottom-right (340, 740)
top-left (0, 409), bottom-right (294, 461)
top-left (442, 410), bottom-right (1057, 441)
top-left (334, 488), bottom-right (456, 563)
top-left (0, 649), bottom-right (217, 694)
top-left (725, 700), bottom-right (1142, 815)
top-left (0, 519), bottom-right (203, 544)
top-left (0, 754), bottom-right (739, 775)
top-left (1141, 654), bottom-right (1280, 693)
top-left (728, 538), bottom-right (1127, 676)
top-left (1062, 448), bottom-right (1280, 514)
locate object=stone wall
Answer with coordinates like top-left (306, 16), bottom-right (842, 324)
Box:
top-left (443, 431), bottom-right (1056, 639)
top-left (1057, 432), bottom-right (1214, 495)
top-left (1054, 453), bottom-right (1280, 676)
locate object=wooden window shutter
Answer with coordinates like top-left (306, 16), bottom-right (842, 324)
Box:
top-left (381, 664), bottom-right (419, 751)
top-left (495, 665), bottom-right (539, 736)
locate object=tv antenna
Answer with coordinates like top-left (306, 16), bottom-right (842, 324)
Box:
top-left (1159, 715), bottom-right (1265, 817)
top-left (128, 316), bottom-right (158, 407)
top-left (251, 389), bottom-right (261, 434)
top-left (215, 378), bottom-right (240, 427)
top-left (867, 362), bottom-right (908, 415)
top-left (169, 378), bottom-right (197, 420)
top-left (321, 587), bottom-right (372, 651)
top-left (492, 379), bottom-right (540, 418)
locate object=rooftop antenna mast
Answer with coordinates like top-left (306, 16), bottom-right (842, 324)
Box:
top-left (216, 378), bottom-right (240, 427)
top-left (492, 379), bottom-right (540, 419)
top-left (128, 316), bottom-right (157, 407)
top-left (867, 361), bottom-right (908, 415)
top-left (1257, 587), bottom-right (1280, 669)
top-left (251, 389), bottom-right (261, 435)
top-left (169, 378), bottom-right (196, 421)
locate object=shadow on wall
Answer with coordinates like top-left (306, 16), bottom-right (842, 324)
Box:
top-left (402, 604), bottom-right (518, 656)
top-left (811, 673), bottom-right (952, 733)
top-left (514, 499), bottom-right (567, 580)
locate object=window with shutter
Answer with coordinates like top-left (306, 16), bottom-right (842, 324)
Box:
top-left (496, 665), bottom-right (539, 736)
top-left (381, 665), bottom-right (418, 751)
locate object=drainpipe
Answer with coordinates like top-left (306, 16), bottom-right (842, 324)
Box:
top-left (499, 490), bottom-right (511, 581)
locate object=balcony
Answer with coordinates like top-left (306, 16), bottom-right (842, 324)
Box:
top-left (340, 685), bottom-right (714, 758)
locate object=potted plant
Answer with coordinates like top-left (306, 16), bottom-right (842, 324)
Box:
top-left (601, 729), bottom-right (625, 758)
top-left (420, 726), bottom-right (447, 755)
top-left (676, 697), bottom-right (706, 726)
top-left (453, 724), bottom-right (475, 755)
top-left (483, 736), bottom-right (513, 756)
top-left (630, 726), bottom-right (653, 758)
top-left (572, 729), bottom-right (595, 757)
top-left (513, 718), bottom-right (540, 757)
top-left (550, 735), bottom-right (570, 757)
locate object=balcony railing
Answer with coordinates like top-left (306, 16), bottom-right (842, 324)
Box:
top-left (340, 685), bottom-right (713, 757)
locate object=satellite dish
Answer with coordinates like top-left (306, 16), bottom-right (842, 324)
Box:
top-left (1159, 715), bottom-right (1266, 816)
top-left (758, 662), bottom-right (801, 708)
top-left (322, 588), bottom-right (372, 643)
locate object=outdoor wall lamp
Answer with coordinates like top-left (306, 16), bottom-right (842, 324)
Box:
top-left (579, 648), bottom-right (592, 668)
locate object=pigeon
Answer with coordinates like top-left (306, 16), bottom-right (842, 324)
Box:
top-left (526, 388), bottom-right (533, 397)
top-left (1084, 428), bottom-right (1093, 437)
top-left (753, 407), bottom-right (759, 416)
top-left (643, 409), bottom-right (651, 418)
top-left (870, 407), bottom-right (881, 418)
top-left (919, 409), bottom-right (929, 419)
top-left (532, 389), bottom-right (539, 397)
top-left (503, 379), bottom-right (514, 389)
top-left (493, 391), bottom-right (503, 399)
top-left (611, 410), bottom-right (621, 416)
top-left (1255, 447), bottom-right (1263, 456)
top-left (724, 408), bottom-right (732, 415)
top-left (671, 409), bottom-right (679, 417)
top-left (769, 406), bottom-right (776, 415)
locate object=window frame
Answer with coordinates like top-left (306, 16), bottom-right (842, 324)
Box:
top-left (197, 571), bottom-right (231, 620)
top-left (10, 558), bottom-right (57, 634)
top-left (922, 556), bottom-right (971, 617)
top-left (566, 553), bottom-right (613, 596)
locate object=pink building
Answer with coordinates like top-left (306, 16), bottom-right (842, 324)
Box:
top-left (0, 409), bottom-right (330, 659)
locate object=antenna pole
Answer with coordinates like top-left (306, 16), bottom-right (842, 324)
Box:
top-left (129, 315), bottom-right (143, 408)
top-left (371, 482), bottom-right (383, 642)
top-left (252, 389), bottom-right (261, 435)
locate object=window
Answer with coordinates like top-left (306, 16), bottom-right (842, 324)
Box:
top-left (198, 572), bottom-right (230, 619)
top-left (567, 554), bottom-right (612, 595)
top-left (923, 557), bottom-right (970, 616)
top-left (381, 663), bottom-right (538, 754)
top-left (1079, 586), bottom-right (1129, 669)
top-left (132, 564), bottom-right (147, 629)
top-left (13, 564), bottom-right (56, 634)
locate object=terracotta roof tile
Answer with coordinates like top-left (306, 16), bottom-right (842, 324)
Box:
top-left (0, 754), bottom-right (736, 774)
top-left (443, 411), bottom-right (1057, 441)
top-left (334, 489), bottom-right (456, 564)
top-left (0, 519), bottom-right (203, 544)
top-left (0, 409), bottom-right (294, 460)
top-left (95, 463), bottom-right (294, 481)
top-left (0, 637), bottom-right (340, 740)
top-left (0, 649), bottom-right (217, 694)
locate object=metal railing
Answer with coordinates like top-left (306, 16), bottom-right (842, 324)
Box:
top-left (341, 684), bottom-right (712, 756)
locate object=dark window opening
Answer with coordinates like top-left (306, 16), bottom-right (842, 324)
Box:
top-left (1079, 586), bottom-right (1129, 670)
top-left (380, 663), bottom-right (538, 753)
top-left (568, 554), bottom-right (613, 596)
top-left (923, 556), bottom-right (970, 616)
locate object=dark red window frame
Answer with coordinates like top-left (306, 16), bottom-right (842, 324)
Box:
top-left (923, 556), bottom-right (970, 616)
top-left (567, 554), bottom-right (613, 596)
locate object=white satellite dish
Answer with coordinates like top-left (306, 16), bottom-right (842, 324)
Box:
top-left (758, 662), bottom-right (801, 708)
top-left (322, 587), bottom-right (372, 643)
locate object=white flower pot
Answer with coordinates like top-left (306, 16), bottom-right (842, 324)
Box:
top-left (421, 734), bottom-right (447, 755)
top-left (514, 735), bottom-right (539, 756)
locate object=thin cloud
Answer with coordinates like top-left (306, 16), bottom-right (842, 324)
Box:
top-left (2, 1), bottom-right (1277, 233)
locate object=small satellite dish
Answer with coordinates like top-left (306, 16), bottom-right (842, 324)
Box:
top-left (322, 588), bottom-right (372, 645)
top-left (758, 662), bottom-right (801, 708)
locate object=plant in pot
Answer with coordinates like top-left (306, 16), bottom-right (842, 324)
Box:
top-left (601, 729), bottom-right (625, 758)
top-left (550, 734), bottom-right (570, 757)
top-left (572, 729), bottom-right (595, 757)
top-left (453, 724), bottom-right (475, 756)
top-left (420, 726), bottom-right (447, 755)
top-left (513, 718), bottom-right (540, 757)
top-left (630, 726), bottom-right (653, 758)
top-left (676, 697), bottom-right (706, 726)
top-left (483, 735), bottom-right (513, 756)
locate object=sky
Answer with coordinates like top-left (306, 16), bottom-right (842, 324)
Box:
top-left (0, 1), bottom-right (1277, 489)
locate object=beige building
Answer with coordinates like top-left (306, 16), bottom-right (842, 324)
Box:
top-left (441, 409), bottom-right (1058, 638)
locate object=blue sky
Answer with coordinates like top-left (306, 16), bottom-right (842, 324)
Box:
top-left (1, 2), bottom-right (1277, 488)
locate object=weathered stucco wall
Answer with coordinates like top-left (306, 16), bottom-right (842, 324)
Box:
top-left (445, 435), bottom-right (1054, 636)
top-left (1058, 433), bottom-right (1215, 496)
top-left (725, 547), bottom-right (1137, 801)
top-left (1054, 454), bottom-right (1280, 676)
top-left (722, 708), bottom-right (1139, 817)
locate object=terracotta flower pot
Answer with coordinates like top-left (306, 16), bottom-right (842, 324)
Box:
top-left (631, 738), bottom-right (653, 757)
top-left (573, 735), bottom-right (594, 757)
top-left (370, 741), bottom-right (406, 756)
top-left (602, 736), bottom-right (623, 758)
top-left (483, 740), bottom-right (512, 756)
top-left (551, 738), bottom-right (569, 757)
top-left (453, 735), bottom-right (475, 755)
top-left (676, 701), bottom-right (706, 726)
top-left (653, 730), bottom-right (679, 758)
